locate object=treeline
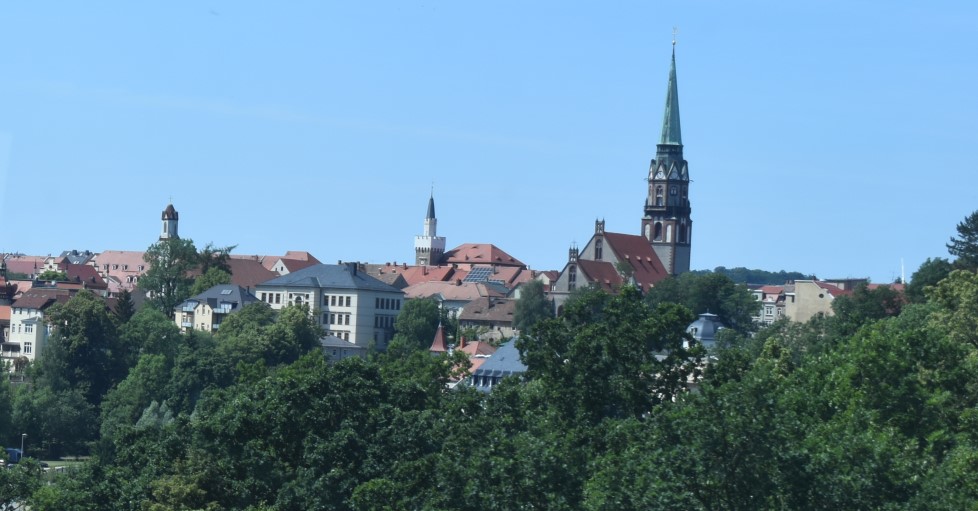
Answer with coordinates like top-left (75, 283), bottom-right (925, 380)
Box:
top-left (2, 212), bottom-right (977, 509)
top-left (691, 266), bottom-right (811, 285)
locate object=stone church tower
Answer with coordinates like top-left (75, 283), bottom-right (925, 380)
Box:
top-left (641, 43), bottom-right (692, 275)
top-left (414, 194), bottom-right (446, 265)
top-left (160, 203), bottom-right (179, 241)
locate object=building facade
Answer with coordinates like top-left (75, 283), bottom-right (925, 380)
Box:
top-left (255, 262), bottom-right (405, 349)
top-left (175, 284), bottom-right (259, 333)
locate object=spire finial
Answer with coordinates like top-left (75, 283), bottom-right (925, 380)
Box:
top-left (672, 26), bottom-right (678, 47)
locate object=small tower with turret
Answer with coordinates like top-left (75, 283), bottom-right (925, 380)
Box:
top-left (160, 203), bottom-right (179, 241)
top-left (414, 193), bottom-right (446, 265)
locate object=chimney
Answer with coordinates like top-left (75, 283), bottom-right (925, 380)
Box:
top-left (459, 336), bottom-right (466, 349)
top-left (346, 261), bottom-right (358, 275)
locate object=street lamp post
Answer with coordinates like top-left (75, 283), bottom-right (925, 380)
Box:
top-left (20, 433), bottom-right (26, 460)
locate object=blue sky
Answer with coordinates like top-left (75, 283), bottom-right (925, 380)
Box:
top-left (2, 2), bottom-right (976, 283)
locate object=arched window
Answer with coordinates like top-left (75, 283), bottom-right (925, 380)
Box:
top-left (666, 225), bottom-right (673, 242)
top-left (679, 222), bottom-right (687, 243)
top-left (644, 223), bottom-right (652, 240)
top-left (595, 239), bottom-right (603, 260)
top-left (653, 222), bottom-right (663, 241)
top-left (655, 186), bottom-right (664, 206)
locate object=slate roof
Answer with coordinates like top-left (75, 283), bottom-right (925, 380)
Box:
top-left (59, 250), bottom-right (96, 265)
top-left (442, 243), bottom-right (525, 268)
top-left (258, 264), bottom-right (402, 294)
top-left (176, 285), bottom-right (258, 312)
top-left (471, 339), bottom-right (527, 379)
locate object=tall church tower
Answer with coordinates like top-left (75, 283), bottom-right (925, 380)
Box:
top-left (414, 193), bottom-right (446, 265)
top-left (160, 203), bottom-right (179, 241)
top-left (641, 42), bottom-right (692, 275)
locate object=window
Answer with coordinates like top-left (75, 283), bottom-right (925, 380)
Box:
top-left (654, 222), bottom-right (663, 241)
top-left (345, 296), bottom-right (351, 307)
top-left (331, 295), bottom-right (337, 306)
top-left (261, 292), bottom-right (267, 302)
top-left (345, 314), bottom-right (350, 325)
top-left (275, 294), bottom-right (281, 304)
top-left (24, 342), bottom-right (32, 354)
top-left (568, 264), bottom-right (577, 291)
top-left (123, 264), bottom-right (128, 270)
top-left (113, 264), bottom-right (119, 270)
top-left (670, 186), bottom-right (677, 196)
top-left (595, 239), bottom-right (603, 260)
top-left (25, 324), bottom-right (33, 333)
top-left (330, 313), bottom-right (336, 325)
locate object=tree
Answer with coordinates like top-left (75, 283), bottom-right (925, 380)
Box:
top-left (189, 267), bottom-right (232, 296)
top-left (391, 298), bottom-right (440, 351)
top-left (114, 288), bottom-right (136, 323)
top-left (830, 282), bottom-right (905, 337)
top-left (140, 238), bottom-right (198, 317)
top-left (0, 458), bottom-right (42, 511)
top-left (41, 290), bottom-right (125, 405)
top-left (36, 269), bottom-right (68, 282)
top-left (948, 210), bottom-right (978, 270)
top-left (512, 279), bottom-right (553, 336)
top-left (907, 257), bottom-right (953, 304)
top-left (197, 242), bottom-right (236, 275)
top-left (647, 272), bottom-right (760, 333)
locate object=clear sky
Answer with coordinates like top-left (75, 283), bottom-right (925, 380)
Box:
top-left (2, 1), bottom-right (976, 283)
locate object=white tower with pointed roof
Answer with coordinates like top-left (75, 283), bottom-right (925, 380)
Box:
top-left (160, 203), bottom-right (179, 241)
top-left (414, 194), bottom-right (446, 265)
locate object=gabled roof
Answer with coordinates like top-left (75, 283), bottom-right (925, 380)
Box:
top-left (176, 284), bottom-right (258, 311)
top-left (65, 264), bottom-right (107, 290)
top-left (403, 281), bottom-right (505, 302)
top-left (262, 251), bottom-right (320, 271)
top-left (257, 264), bottom-right (402, 294)
top-left (459, 339), bottom-right (496, 357)
top-left (442, 243), bottom-right (525, 268)
top-left (12, 288), bottom-right (73, 310)
top-left (227, 258), bottom-right (277, 289)
top-left (459, 297), bottom-right (516, 324)
top-left (3, 256), bottom-right (46, 276)
top-left (602, 232), bottom-right (670, 290)
top-left (575, 260), bottom-right (624, 293)
top-left (365, 264), bottom-right (456, 288)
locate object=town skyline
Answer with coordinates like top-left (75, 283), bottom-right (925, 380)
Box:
top-left (2, 2), bottom-right (976, 282)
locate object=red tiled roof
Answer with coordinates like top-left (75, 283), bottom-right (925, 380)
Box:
top-left (867, 283), bottom-right (906, 293)
top-left (228, 258), bottom-right (277, 289)
top-left (403, 281), bottom-right (505, 301)
top-left (65, 264), bottom-right (108, 290)
top-left (815, 281), bottom-right (847, 297)
top-left (12, 288), bottom-right (73, 310)
top-left (261, 251), bottom-right (320, 271)
top-left (460, 340), bottom-right (496, 357)
top-left (4, 256), bottom-right (46, 276)
top-left (0, 305), bottom-right (10, 323)
top-left (576, 260), bottom-right (624, 293)
top-left (442, 243), bottom-right (525, 268)
top-left (280, 258), bottom-right (318, 273)
top-left (398, 266), bottom-right (456, 286)
top-left (602, 232), bottom-right (670, 290)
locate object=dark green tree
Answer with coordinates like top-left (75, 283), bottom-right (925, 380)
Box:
top-left (41, 290), bottom-right (125, 405)
top-left (512, 279), bottom-right (553, 336)
top-left (907, 257), bottom-right (953, 304)
top-left (113, 288), bottom-right (136, 323)
top-left (197, 242), bottom-right (236, 275)
top-left (140, 238), bottom-right (199, 318)
top-left (391, 298), bottom-right (440, 351)
top-left (830, 282), bottom-right (905, 337)
top-left (189, 267), bottom-right (232, 296)
top-left (647, 272), bottom-right (759, 333)
top-left (948, 210), bottom-right (978, 270)
top-left (0, 458), bottom-right (42, 510)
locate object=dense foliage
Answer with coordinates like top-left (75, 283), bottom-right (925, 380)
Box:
top-left (6, 214), bottom-right (978, 509)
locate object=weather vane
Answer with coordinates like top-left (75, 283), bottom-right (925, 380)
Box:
top-left (672, 26), bottom-right (679, 46)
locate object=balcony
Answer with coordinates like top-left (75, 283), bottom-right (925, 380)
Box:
top-left (181, 321), bottom-right (193, 328)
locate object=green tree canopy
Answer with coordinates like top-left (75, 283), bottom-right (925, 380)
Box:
top-left (41, 290), bottom-right (125, 405)
top-left (512, 279), bottom-right (553, 336)
top-left (391, 298), bottom-right (440, 351)
top-left (140, 238), bottom-right (199, 318)
top-left (189, 267), bottom-right (232, 296)
top-left (646, 271), bottom-right (759, 333)
top-left (907, 257), bottom-right (953, 304)
top-left (948, 210), bottom-right (978, 270)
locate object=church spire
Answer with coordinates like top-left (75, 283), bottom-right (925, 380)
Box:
top-left (426, 192), bottom-right (436, 220)
top-left (658, 43), bottom-right (682, 146)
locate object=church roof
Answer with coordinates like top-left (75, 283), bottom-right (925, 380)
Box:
top-left (659, 45), bottom-right (682, 146)
top-left (602, 232), bottom-right (670, 290)
top-left (430, 323), bottom-right (448, 353)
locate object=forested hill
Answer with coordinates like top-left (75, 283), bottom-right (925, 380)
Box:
top-left (691, 266), bottom-right (811, 285)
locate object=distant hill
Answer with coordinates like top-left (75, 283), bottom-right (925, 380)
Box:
top-left (690, 266), bottom-right (812, 285)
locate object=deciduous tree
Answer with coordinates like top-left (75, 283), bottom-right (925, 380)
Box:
top-left (140, 238), bottom-right (198, 317)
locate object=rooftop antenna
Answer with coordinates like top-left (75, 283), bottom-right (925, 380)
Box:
top-left (901, 258), bottom-right (906, 284)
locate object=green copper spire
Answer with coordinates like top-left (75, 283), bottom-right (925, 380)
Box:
top-left (658, 44), bottom-right (682, 146)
